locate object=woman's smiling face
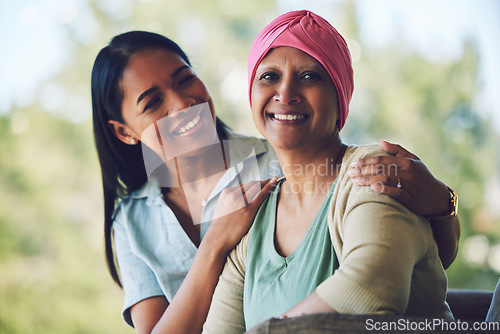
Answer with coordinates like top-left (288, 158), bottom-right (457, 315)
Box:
top-left (251, 47), bottom-right (339, 152)
top-left (110, 48), bottom-right (217, 159)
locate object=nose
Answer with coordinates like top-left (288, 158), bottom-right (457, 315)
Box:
top-left (168, 93), bottom-right (196, 118)
top-left (273, 77), bottom-right (302, 105)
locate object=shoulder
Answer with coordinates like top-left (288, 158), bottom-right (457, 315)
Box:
top-left (341, 144), bottom-right (389, 165)
top-left (333, 144), bottom-right (387, 195)
top-left (332, 144), bottom-right (424, 224)
top-left (112, 180), bottom-right (162, 228)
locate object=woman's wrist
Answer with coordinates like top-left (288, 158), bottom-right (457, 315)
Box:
top-left (428, 186), bottom-right (458, 222)
top-left (198, 232), bottom-right (231, 263)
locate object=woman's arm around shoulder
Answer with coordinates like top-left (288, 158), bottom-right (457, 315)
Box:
top-left (348, 140), bottom-right (460, 268)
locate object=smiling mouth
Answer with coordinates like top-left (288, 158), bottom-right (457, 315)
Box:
top-left (268, 113), bottom-right (307, 121)
top-left (174, 113), bottom-right (202, 135)
top-left (169, 111), bottom-right (205, 136)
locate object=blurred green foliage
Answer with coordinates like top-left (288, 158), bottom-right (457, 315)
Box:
top-left (1, 0), bottom-right (498, 332)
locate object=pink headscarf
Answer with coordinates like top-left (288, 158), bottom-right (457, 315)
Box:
top-left (248, 10), bottom-right (354, 130)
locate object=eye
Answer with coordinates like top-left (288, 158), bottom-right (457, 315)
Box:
top-left (144, 96), bottom-right (163, 113)
top-left (178, 74), bottom-right (196, 86)
top-left (259, 71), bottom-right (279, 82)
top-left (301, 71), bottom-right (322, 81)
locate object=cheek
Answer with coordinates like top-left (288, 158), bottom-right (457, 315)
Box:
top-left (251, 106), bottom-right (262, 127)
top-left (194, 80), bottom-right (211, 99)
top-left (136, 117), bottom-right (160, 150)
top-left (197, 84), bottom-right (215, 113)
top-left (251, 85), bottom-right (269, 114)
top-left (318, 92), bottom-right (339, 119)
top-left (250, 90), bottom-right (266, 126)
top-left (190, 81), bottom-right (216, 120)
top-left (138, 120), bottom-right (163, 157)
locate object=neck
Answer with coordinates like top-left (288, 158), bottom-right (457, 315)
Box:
top-left (163, 140), bottom-right (228, 184)
top-left (276, 134), bottom-right (345, 204)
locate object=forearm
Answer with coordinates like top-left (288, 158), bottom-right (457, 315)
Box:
top-left (150, 240), bottom-right (227, 334)
top-left (281, 291), bottom-right (336, 318)
top-left (430, 215), bottom-right (461, 269)
top-left (140, 179), bottom-right (273, 333)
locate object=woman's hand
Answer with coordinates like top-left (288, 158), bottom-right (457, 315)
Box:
top-left (205, 177), bottom-right (279, 254)
top-left (348, 140), bottom-right (450, 216)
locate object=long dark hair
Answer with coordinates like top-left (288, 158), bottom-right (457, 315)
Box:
top-left (91, 31), bottom-right (227, 287)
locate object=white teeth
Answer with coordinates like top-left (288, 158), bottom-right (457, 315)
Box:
top-left (177, 114), bottom-right (201, 134)
top-left (272, 114), bottom-right (305, 120)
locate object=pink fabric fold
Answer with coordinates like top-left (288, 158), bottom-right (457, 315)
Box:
top-left (248, 10), bottom-right (354, 130)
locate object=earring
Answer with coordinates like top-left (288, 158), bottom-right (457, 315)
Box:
top-left (130, 138), bottom-right (137, 145)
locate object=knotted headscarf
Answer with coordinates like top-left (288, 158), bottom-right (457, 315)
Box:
top-left (248, 10), bottom-right (353, 130)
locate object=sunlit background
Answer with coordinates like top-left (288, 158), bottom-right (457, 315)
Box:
top-left (1, 0), bottom-right (499, 332)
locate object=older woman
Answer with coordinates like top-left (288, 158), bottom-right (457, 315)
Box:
top-left (203, 11), bottom-right (454, 333)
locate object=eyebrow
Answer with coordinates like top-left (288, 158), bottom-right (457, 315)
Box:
top-left (136, 65), bottom-right (191, 105)
top-left (137, 86), bottom-right (159, 105)
top-left (171, 65), bottom-right (190, 78)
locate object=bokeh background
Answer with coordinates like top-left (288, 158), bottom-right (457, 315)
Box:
top-left (1, 0), bottom-right (499, 332)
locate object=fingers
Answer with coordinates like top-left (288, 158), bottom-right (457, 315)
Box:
top-left (379, 140), bottom-right (401, 156)
top-left (349, 156), bottom-right (401, 178)
top-left (212, 177), bottom-right (278, 226)
top-left (349, 169), bottom-right (413, 209)
top-left (221, 177), bottom-right (278, 208)
top-left (239, 177), bottom-right (278, 207)
top-left (249, 177), bottom-right (279, 207)
top-left (351, 175), bottom-right (400, 188)
top-left (380, 140), bottom-right (419, 160)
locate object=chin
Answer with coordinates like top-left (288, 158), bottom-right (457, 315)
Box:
top-left (267, 134), bottom-right (305, 152)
